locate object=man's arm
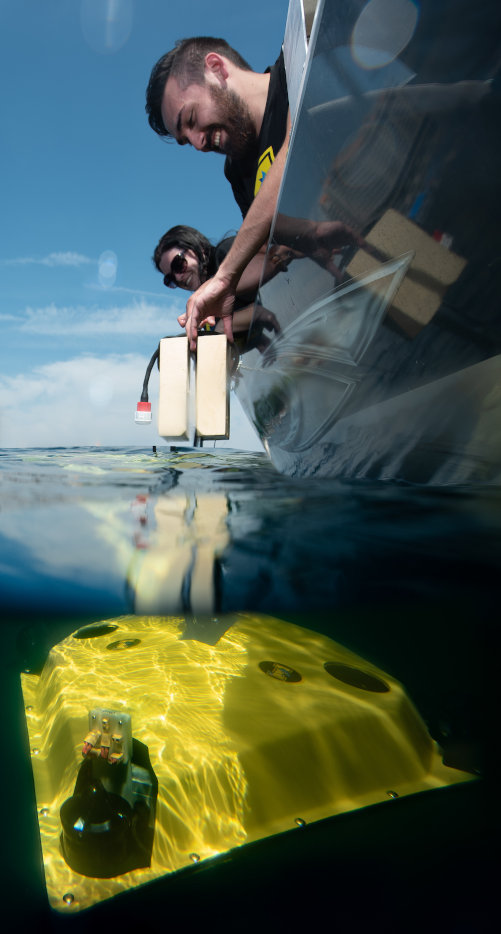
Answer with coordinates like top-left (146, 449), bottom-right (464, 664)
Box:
top-left (183, 111), bottom-right (292, 350)
top-left (228, 243), bottom-right (295, 299)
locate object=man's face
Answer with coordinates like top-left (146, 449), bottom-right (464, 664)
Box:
top-left (161, 74), bottom-right (256, 159)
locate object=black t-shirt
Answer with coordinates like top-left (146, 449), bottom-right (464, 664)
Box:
top-left (214, 235), bottom-right (235, 270)
top-left (224, 51), bottom-right (289, 218)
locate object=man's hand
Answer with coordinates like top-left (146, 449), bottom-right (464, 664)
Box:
top-left (312, 220), bottom-right (366, 253)
top-left (273, 217), bottom-right (378, 281)
top-left (181, 272), bottom-right (237, 350)
top-left (253, 306), bottom-right (281, 335)
top-left (272, 215), bottom-right (371, 279)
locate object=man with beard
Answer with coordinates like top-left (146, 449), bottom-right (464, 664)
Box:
top-left (145, 37), bottom-right (292, 348)
top-left (146, 37), bottom-right (361, 347)
top-left (146, 37), bottom-right (289, 220)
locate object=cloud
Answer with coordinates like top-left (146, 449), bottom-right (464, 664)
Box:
top-left (0, 353), bottom-right (262, 450)
top-left (19, 299), bottom-right (183, 337)
top-left (0, 353), bottom-right (158, 447)
top-left (87, 284), bottom-right (168, 299)
top-left (2, 251), bottom-right (93, 267)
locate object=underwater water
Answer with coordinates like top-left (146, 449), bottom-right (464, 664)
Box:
top-left (1, 446), bottom-right (498, 926)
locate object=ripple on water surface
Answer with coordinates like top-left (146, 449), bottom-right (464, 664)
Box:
top-left (1, 446), bottom-right (500, 623)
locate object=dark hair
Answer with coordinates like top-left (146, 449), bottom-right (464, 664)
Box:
top-left (145, 37), bottom-right (252, 137)
top-left (152, 225), bottom-right (217, 282)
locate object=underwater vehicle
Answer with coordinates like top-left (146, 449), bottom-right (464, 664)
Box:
top-left (22, 613), bottom-right (475, 918)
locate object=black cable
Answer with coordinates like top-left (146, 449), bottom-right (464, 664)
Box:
top-left (140, 346), bottom-right (160, 402)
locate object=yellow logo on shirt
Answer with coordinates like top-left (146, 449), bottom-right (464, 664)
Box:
top-left (254, 146), bottom-right (275, 196)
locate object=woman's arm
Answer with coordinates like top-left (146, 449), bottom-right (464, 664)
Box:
top-left (214, 304), bottom-right (280, 335)
top-left (234, 243), bottom-right (299, 300)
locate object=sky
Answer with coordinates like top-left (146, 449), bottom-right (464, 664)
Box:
top-left (0, 0), bottom-right (290, 449)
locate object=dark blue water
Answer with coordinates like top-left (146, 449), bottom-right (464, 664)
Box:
top-left (1, 446), bottom-right (498, 924)
top-left (2, 446), bottom-right (500, 617)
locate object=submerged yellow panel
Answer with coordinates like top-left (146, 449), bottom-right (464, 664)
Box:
top-left (22, 614), bottom-right (473, 914)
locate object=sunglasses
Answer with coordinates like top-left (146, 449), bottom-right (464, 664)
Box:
top-left (163, 251), bottom-right (187, 289)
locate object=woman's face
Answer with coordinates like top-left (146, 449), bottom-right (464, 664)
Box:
top-left (159, 246), bottom-right (202, 291)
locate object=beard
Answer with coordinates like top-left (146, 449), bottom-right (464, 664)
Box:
top-left (208, 83), bottom-right (257, 160)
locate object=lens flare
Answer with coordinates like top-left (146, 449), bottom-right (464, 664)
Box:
top-left (98, 250), bottom-right (118, 289)
top-left (351, 0), bottom-right (419, 69)
top-left (80, 0), bottom-right (133, 55)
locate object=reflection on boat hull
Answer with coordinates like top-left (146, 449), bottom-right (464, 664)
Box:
top-left (245, 354), bottom-right (501, 483)
top-left (236, 0), bottom-right (501, 483)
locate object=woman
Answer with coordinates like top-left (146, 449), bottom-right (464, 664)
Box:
top-left (152, 225), bottom-right (291, 348)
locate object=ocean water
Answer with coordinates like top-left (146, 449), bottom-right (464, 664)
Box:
top-left (1, 446), bottom-right (498, 924)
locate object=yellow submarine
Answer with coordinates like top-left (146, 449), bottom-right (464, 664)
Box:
top-left (22, 612), bottom-right (473, 914)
